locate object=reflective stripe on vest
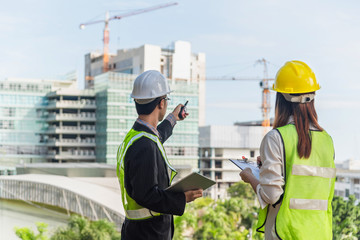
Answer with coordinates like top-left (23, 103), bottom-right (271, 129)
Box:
top-left (289, 198), bottom-right (328, 211)
top-left (292, 164), bottom-right (336, 178)
top-left (256, 124), bottom-right (335, 239)
top-left (126, 208), bottom-right (160, 219)
top-left (116, 129), bottom-right (177, 220)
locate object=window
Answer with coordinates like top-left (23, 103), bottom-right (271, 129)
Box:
top-left (250, 150), bottom-right (255, 158)
top-left (215, 160), bottom-right (222, 168)
top-left (202, 160), bottom-right (211, 169)
top-left (203, 171), bottom-right (211, 178)
top-left (215, 172), bottom-right (222, 180)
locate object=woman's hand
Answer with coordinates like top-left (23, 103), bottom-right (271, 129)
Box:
top-left (240, 168), bottom-right (255, 183)
top-left (240, 168), bottom-right (260, 193)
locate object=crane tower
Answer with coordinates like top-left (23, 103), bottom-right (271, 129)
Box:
top-left (80, 2), bottom-right (178, 86)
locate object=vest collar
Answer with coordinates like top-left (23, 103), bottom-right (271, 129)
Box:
top-left (133, 121), bottom-right (161, 139)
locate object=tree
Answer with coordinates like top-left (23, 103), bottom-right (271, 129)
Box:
top-left (227, 181), bottom-right (255, 200)
top-left (15, 222), bottom-right (49, 240)
top-left (51, 215), bottom-right (121, 240)
top-left (332, 195), bottom-right (360, 239)
top-left (15, 215), bottom-right (121, 240)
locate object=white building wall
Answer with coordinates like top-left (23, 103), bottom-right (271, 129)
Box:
top-left (191, 51), bottom-right (206, 126)
top-left (143, 44), bottom-right (161, 72)
top-left (132, 55), bottom-right (141, 74)
top-left (200, 125), bottom-right (266, 149)
top-left (172, 41), bottom-right (191, 80)
top-left (199, 124), bottom-right (266, 199)
top-left (334, 159), bottom-right (360, 202)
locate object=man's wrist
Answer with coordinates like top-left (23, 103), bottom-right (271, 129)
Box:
top-left (165, 113), bottom-right (177, 127)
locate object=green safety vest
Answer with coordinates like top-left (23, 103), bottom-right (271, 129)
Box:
top-left (116, 129), bottom-right (177, 220)
top-left (256, 124), bottom-right (335, 240)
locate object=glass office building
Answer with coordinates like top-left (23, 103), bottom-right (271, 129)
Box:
top-left (94, 72), bottom-right (199, 170)
top-left (0, 75), bottom-right (78, 170)
top-left (0, 79), bottom-right (51, 167)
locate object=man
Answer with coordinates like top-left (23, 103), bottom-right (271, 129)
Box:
top-left (117, 70), bottom-right (203, 240)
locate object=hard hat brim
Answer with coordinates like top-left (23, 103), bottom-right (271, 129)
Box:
top-left (130, 90), bottom-right (173, 99)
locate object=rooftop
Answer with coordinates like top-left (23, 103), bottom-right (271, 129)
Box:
top-left (0, 174), bottom-right (124, 216)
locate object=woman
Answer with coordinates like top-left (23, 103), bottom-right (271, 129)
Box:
top-left (240, 60), bottom-right (335, 240)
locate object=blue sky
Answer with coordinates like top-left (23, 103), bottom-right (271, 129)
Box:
top-left (1, 0), bottom-right (360, 161)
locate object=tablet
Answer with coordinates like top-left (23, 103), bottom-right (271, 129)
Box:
top-left (166, 172), bottom-right (216, 192)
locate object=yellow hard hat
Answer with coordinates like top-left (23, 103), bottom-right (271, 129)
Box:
top-left (272, 60), bottom-right (320, 94)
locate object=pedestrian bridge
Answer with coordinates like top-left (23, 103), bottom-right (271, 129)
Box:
top-left (0, 174), bottom-right (125, 229)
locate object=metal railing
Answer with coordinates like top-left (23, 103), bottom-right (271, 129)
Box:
top-left (48, 99), bottom-right (96, 106)
top-left (0, 179), bottom-right (124, 230)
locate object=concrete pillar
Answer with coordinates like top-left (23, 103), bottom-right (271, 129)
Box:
top-left (350, 178), bottom-right (355, 195)
top-left (210, 148), bottom-right (215, 180)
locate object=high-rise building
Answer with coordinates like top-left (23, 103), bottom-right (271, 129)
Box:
top-left (94, 72), bottom-right (199, 172)
top-left (85, 41), bottom-right (206, 126)
top-left (0, 74), bottom-right (77, 168)
top-left (43, 88), bottom-right (96, 163)
top-left (199, 123), bottom-right (270, 199)
top-left (335, 159), bottom-right (360, 201)
top-left (1, 40), bottom-right (205, 175)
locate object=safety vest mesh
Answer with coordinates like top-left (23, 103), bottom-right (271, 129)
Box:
top-left (256, 124), bottom-right (335, 240)
top-left (116, 129), bottom-right (177, 220)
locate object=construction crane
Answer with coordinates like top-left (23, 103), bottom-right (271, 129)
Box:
top-left (256, 58), bottom-right (271, 127)
top-left (80, 2), bottom-right (178, 74)
top-left (207, 58), bottom-right (273, 127)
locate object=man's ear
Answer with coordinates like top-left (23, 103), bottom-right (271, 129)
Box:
top-left (158, 99), bottom-right (165, 109)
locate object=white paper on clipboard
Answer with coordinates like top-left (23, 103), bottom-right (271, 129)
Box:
top-left (229, 159), bottom-right (260, 180)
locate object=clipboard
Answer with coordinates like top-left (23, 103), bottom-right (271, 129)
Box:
top-left (229, 159), bottom-right (260, 180)
top-left (166, 172), bottom-right (216, 192)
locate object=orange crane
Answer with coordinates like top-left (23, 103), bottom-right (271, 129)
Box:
top-left (80, 2), bottom-right (178, 74)
top-left (207, 58), bottom-right (273, 127)
top-left (256, 58), bottom-right (271, 127)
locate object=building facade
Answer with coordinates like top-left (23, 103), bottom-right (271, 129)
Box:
top-left (199, 124), bottom-right (270, 199)
top-left (94, 72), bottom-right (199, 172)
top-left (335, 159), bottom-right (360, 201)
top-left (85, 41), bottom-right (206, 126)
top-left (43, 89), bottom-right (96, 163)
top-left (0, 72), bottom-right (99, 172)
top-left (0, 75), bottom-right (77, 169)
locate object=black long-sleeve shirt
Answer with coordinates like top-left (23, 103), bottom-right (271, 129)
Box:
top-left (121, 119), bottom-right (186, 240)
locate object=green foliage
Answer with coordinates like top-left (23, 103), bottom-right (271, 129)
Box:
top-left (15, 215), bottom-right (120, 240)
top-left (332, 195), bottom-right (360, 239)
top-left (51, 215), bottom-right (121, 240)
top-left (227, 181), bottom-right (255, 199)
top-left (14, 222), bottom-right (49, 240)
top-left (174, 189), bottom-right (261, 240)
top-left (16, 191), bottom-right (360, 240)
top-left (175, 184), bottom-right (360, 239)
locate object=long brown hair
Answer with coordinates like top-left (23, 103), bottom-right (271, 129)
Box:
top-left (273, 92), bottom-right (323, 159)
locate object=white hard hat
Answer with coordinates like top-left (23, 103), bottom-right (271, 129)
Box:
top-left (131, 70), bottom-right (172, 100)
